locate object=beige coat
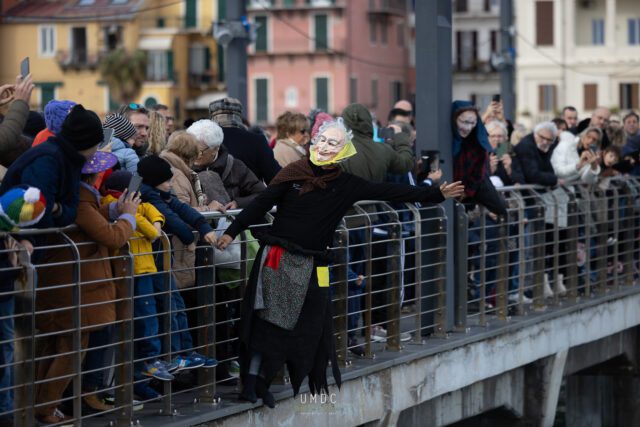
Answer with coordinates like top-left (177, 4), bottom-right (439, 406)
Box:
top-left (273, 139), bottom-right (306, 168)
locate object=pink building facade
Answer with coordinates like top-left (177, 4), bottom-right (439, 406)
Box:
top-left (246, 0), bottom-right (409, 125)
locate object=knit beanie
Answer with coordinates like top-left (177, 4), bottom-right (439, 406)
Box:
top-left (103, 170), bottom-right (132, 193)
top-left (44, 100), bottom-right (76, 135)
top-left (23, 111), bottom-right (46, 139)
top-left (0, 186), bottom-right (47, 231)
top-left (209, 97), bottom-right (243, 118)
top-left (137, 155), bottom-right (173, 187)
top-left (104, 113), bottom-right (136, 141)
top-left (59, 104), bottom-right (104, 151)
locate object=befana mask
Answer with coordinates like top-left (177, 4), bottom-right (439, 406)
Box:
top-left (309, 118), bottom-right (357, 166)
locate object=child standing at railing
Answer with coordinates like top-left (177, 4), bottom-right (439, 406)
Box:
top-left (0, 186), bottom-right (44, 427)
top-left (136, 156), bottom-right (218, 383)
top-left (100, 170), bottom-right (176, 401)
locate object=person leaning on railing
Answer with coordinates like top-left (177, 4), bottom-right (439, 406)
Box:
top-left (33, 152), bottom-right (139, 424)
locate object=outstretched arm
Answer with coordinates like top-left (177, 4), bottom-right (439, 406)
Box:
top-left (349, 175), bottom-right (463, 205)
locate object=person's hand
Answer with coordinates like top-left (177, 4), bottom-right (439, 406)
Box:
top-left (186, 242), bottom-right (196, 252)
top-left (99, 142), bottom-right (112, 152)
top-left (557, 179), bottom-right (566, 187)
top-left (153, 221), bottom-right (162, 235)
top-left (4, 239), bottom-right (18, 268)
top-left (388, 124), bottom-right (402, 134)
top-left (120, 190), bottom-right (141, 216)
top-left (207, 200), bottom-right (226, 213)
top-left (13, 74), bottom-right (34, 103)
top-left (487, 212), bottom-right (498, 221)
top-left (51, 202), bottom-right (61, 214)
top-left (501, 153), bottom-right (512, 172)
top-left (224, 200), bottom-right (238, 210)
top-left (0, 84), bottom-right (15, 107)
top-left (216, 234), bottom-right (233, 251)
top-left (427, 169), bottom-right (442, 183)
top-left (590, 152), bottom-right (600, 170)
top-left (489, 153), bottom-right (499, 174)
top-left (202, 231), bottom-right (217, 246)
top-left (19, 239), bottom-right (34, 255)
top-left (439, 181), bottom-right (465, 199)
top-left (356, 275), bottom-right (365, 287)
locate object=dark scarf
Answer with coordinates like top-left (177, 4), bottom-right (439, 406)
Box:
top-left (269, 159), bottom-right (341, 195)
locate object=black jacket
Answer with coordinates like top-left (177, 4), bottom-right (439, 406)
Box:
top-left (221, 127), bottom-right (281, 183)
top-left (513, 133), bottom-right (558, 186)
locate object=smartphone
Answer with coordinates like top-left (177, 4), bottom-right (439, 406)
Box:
top-left (127, 174), bottom-right (143, 196)
top-left (495, 142), bottom-right (509, 159)
top-left (589, 144), bottom-right (598, 153)
top-left (492, 94), bottom-right (501, 103)
top-left (422, 150), bottom-right (440, 173)
top-left (20, 57), bottom-right (29, 79)
top-left (101, 128), bottom-right (114, 148)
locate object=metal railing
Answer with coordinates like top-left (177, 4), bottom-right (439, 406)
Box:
top-left (0, 177), bottom-right (638, 426)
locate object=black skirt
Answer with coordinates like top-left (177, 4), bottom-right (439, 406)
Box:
top-left (237, 242), bottom-right (342, 396)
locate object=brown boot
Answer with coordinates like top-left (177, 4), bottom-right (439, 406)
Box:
top-left (83, 393), bottom-right (115, 413)
top-left (36, 408), bottom-right (73, 426)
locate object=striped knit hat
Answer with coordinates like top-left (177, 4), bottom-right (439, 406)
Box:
top-left (0, 186), bottom-right (47, 231)
top-left (103, 113), bottom-right (136, 141)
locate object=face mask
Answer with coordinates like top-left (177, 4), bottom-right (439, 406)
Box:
top-left (310, 127), bottom-right (357, 166)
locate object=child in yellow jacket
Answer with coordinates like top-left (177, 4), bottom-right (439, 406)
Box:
top-left (101, 170), bottom-right (176, 398)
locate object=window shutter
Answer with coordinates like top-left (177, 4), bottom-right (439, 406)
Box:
top-left (538, 85), bottom-right (545, 112)
top-left (633, 83), bottom-right (639, 109)
top-left (583, 84), bottom-right (597, 110)
top-left (535, 1), bottom-right (554, 46)
top-left (256, 79), bottom-right (268, 122)
top-left (218, 0), bottom-right (226, 20)
top-left (167, 50), bottom-right (174, 81)
top-left (185, 0), bottom-right (197, 28)
top-left (349, 77), bottom-right (357, 104)
top-left (217, 46), bottom-right (225, 82)
top-left (255, 16), bottom-right (268, 52)
top-left (40, 84), bottom-right (55, 109)
top-left (315, 14), bottom-right (328, 51)
top-left (315, 77), bottom-right (329, 112)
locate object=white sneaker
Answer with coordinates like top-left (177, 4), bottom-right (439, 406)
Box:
top-left (543, 273), bottom-right (554, 298)
top-left (371, 326), bottom-right (387, 343)
top-left (555, 273), bottom-right (567, 296)
top-left (400, 332), bottom-right (412, 342)
top-left (508, 293), bottom-right (533, 304)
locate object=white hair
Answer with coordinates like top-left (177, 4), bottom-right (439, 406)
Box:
top-left (187, 119), bottom-right (224, 148)
top-left (534, 121), bottom-right (558, 138)
top-left (311, 117), bottom-right (353, 145)
top-left (485, 120), bottom-right (508, 135)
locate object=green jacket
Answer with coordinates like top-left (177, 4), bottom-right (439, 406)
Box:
top-left (0, 100), bottom-right (29, 167)
top-left (340, 103), bottom-right (414, 182)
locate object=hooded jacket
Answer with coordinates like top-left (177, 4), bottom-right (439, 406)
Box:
top-left (340, 104), bottom-right (414, 183)
top-left (110, 137), bottom-right (139, 173)
top-left (0, 100), bottom-right (29, 165)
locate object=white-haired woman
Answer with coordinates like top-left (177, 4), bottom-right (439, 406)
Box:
top-left (551, 127), bottom-right (601, 184)
top-left (188, 119), bottom-right (266, 210)
top-left (486, 120), bottom-right (524, 186)
top-left (215, 118), bottom-right (464, 408)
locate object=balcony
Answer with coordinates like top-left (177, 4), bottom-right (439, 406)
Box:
top-left (55, 50), bottom-right (101, 71)
top-left (138, 15), bottom-right (203, 32)
top-left (247, 0), bottom-right (345, 12)
top-left (188, 71), bottom-right (215, 89)
top-left (367, 0), bottom-right (406, 16)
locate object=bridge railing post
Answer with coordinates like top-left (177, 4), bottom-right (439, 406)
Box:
top-left (453, 202), bottom-right (468, 332)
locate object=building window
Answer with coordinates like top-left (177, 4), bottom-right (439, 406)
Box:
top-left (455, 0), bottom-right (468, 13)
top-left (349, 77), bottom-right (357, 104)
top-left (396, 23), bottom-right (404, 47)
top-left (40, 84), bottom-right (56, 109)
top-left (369, 16), bottom-right (377, 44)
top-left (39, 25), bottom-right (56, 57)
top-left (255, 16), bottom-right (268, 52)
top-left (185, 0), bottom-right (197, 28)
top-left (283, 0), bottom-right (295, 6)
top-left (591, 19), bottom-right (605, 45)
top-left (315, 77), bottom-right (329, 112)
top-left (71, 27), bottom-right (87, 64)
top-left (490, 30), bottom-right (499, 54)
top-left (583, 83), bottom-right (598, 111)
top-left (628, 18), bottom-right (640, 45)
top-left (538, 84), bottom-right (557, 112)
top-left (79, 0), bottom-right (95, 5)
top-left (456, 31), bottom-right (478, 71)
top-left (189, 45), bottom-right (210, 86)
top-left (371, 78), bottom-right (378, 108)
top-left (380, 17), bottom-right (388, 44)
top-left (314, 14), bottom-right (328, 51)
top-left (620, 83), bottom-right (639, 110)
top-left (535, 1), bottom-right (554, 46)
top-left (390, 80), bottom-right (403, 104)
top-left (146, 50), bottom-right (171, 81)
top-left (103, 25), bottom-right (123, 52)
top-left (484, 0), bottom-right (491, 12)
top-left (255, 78), bottom-right (269, 123)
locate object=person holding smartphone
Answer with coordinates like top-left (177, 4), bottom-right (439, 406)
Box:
top-left (0, 74), bottom-right (34, 168)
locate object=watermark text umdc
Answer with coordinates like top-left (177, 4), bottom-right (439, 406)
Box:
top-left (299, 392), bottom-right (338, 405)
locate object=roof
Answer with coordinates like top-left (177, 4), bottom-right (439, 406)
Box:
top-left (2, 0), bottom-right (145, 22)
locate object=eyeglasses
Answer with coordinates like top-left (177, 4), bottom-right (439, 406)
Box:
top-left (299, 128), bottom-right (309, 135)
top-left (128, 103), bottom-right (144, 110)
top-left (536, 133), bottom-right (555, 143)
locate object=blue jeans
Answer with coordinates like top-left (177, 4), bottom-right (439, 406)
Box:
top-left (134, 275), bottom-right (160, 378)
top-left (83, 325), bottom-right (114, 391)
top-left (0, 297), bottom-right (14, 416)
top-left (152, 272), bottom-right (193, 354)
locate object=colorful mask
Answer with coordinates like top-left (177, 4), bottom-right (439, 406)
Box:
top-left (310, 120), bottom-right (357, 166)
top-left (456, 110), bottom-right (477, 138)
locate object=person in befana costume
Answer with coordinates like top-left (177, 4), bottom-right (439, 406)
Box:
top-left (216, 119), bottom-right (464, 407)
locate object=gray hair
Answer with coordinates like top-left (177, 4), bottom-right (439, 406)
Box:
top-left (186, 119), bottom-right (224, 148)
top-left (534, 121), bottom-right (558, 138)
top-left (485, 120), bottom-right (508, 136)
top-left (311, 117), bottom-right (353, 145)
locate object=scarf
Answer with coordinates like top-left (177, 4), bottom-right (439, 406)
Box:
top-left (270, 159), bottom-right (342, 195)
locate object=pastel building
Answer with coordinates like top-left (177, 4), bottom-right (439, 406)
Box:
top-left (246, 0), bottom-right (409, 125)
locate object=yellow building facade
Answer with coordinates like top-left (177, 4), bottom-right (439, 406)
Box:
top-left (0, 0), bottom-right (224, 122)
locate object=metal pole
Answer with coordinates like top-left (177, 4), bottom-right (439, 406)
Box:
top-left (415, 0), bottom-right (454, 330)
top-left (500, 0), bottom-right (515, 121)
top-left (226, 0), bottom-right (248, 108)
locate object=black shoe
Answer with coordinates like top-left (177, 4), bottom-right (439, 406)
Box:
top-left (348, 337), bottom-right (365, 357)
top-left (256, 376), bottom-right (275, 409)
top-left (239, 374), bottom-right (257, 403)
